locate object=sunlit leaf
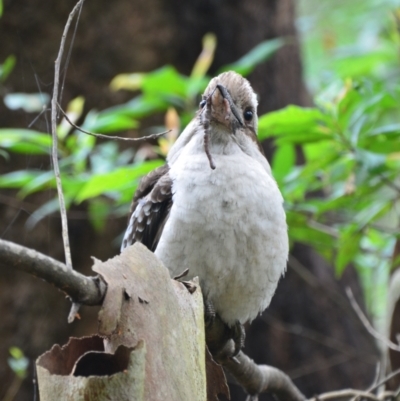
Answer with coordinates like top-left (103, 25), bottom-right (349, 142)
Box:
top-left (0, 129), bottom-right (52, 155)
top-left (110, 72), bottom-right (145, 92)
top-left (191, 33), bottom-right (217, 79)
top-left (0, 55), bottom-right (16, 82)
top-left (82, 111), bottom-right (138, 134)
top-left (103, 95), bottom-right (166, 119)
top-left (272, 144), bottom-right (295, 182)
top-left (58, 96), bottom-right (85, 140)
top-left (75, 160), bottom-right (164, 202)
top-left (258, 106), bottom-right (328, 142)
top-left (142, 66), bottom-right (189, 99)
top-left (8, 347), bottom-right (28, 379)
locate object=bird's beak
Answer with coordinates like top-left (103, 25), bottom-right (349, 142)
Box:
top-left (205, 84), bottom-right (244, 129)
top-left (215, 85), bottom-right (244, 127)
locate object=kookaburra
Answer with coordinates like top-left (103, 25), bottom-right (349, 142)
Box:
top-left (121, 71), bottom-right (288, 350)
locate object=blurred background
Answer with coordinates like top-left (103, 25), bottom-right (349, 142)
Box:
top-left (1, 0), bottom-right (400, 399)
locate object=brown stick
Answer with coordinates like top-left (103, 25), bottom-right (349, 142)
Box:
top-left (57, 103), bottom-right (170, 142)
top-left (51, 0), bottom-right (85, 270)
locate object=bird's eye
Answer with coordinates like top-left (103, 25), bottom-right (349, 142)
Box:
top-left (243, 109), bottom-right (253, 122)
top-left (199, 99), bottom-right (207, 109)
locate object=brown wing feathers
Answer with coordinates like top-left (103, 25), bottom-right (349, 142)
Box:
top-left (121, 164), bottom-right (173, 252)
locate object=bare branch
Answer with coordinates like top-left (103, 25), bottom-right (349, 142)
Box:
top-left (57, 103), bottom-right (170, 142)
top-left (226, 353), bottom-right (306, 401)
top-left (307, 388), bottom-right (397, 400)
top-left (346, 287), bottom-right (400, 352)
top-left (205, 316), bottom-right (306, 401)
top-left (0, 239), bottom-right (106, 305)
top-left (51, 0), bottom-right (86, 269)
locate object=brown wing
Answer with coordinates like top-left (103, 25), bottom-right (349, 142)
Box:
top-left (121, 164), bottom-right (173, 252)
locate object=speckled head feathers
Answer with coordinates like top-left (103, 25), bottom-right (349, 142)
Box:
top-left (203, 71), bottom-right (259, 132)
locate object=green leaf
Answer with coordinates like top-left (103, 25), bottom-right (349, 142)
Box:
top-left (75, 160), bottom-right (164, 202)
top-left (0, 129), bottom-right (52, 155)
top-left (9, 347), bottom-right (24, 359)
top-left (142, 66), bottom-right (189, 99)
top-left (0, 55), bottom-right (16, 82)
top-left (272, 144), bottom-right (295, 182)
top-left (333, 48), bottom-right (397, 78)
top-left (104, 95), bottom-right (167, 120)
top-left (82, 111), bottom-right (138, 134)
top-left (110, 72), bottom-right (145, 92)
top-left (286, 211), bottom-right (335, 260)
top-left (358, 124), bottom-right (400, 154)
top-left (0, 170), bottom-right (41, 188)
top-left (219, 38), bottom-right (285, 76)
top-left (18, 171), bottom-right (55, 198)
top-left (88, 199), bottom-right (110, 232)
top-left (336, 224), bottom-right (362, 275)
top-left (258, 105), bottom-right (328, 143)
top-left (8, 347), bottom-right (29, 379)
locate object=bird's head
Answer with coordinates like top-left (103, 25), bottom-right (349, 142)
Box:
top-left (167, 71), bottom-right (266, 170)
top-left (199, 71), bottom-right (259, 136)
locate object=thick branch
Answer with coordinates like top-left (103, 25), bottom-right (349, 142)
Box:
top-left (205, 316), bottom-right (306, 401)
top-left (0, 239), bottom-right (106, 305)
top-left (225, 352), bottom-right (306, 401)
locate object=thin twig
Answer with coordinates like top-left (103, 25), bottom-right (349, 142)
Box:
top-left (57, 103), bottom-right (170, 141)
top-left (67, 301), bottom-right (82, 323)
top-left (368, 367), bottom-right (400, 393)
top-left (51, 0), bottom-right (85, 270)
top-left (307, 388), bottom-right (397, 400)
top-left (59, 0), bottom-right (84, 106)
top-left (346, 287), bottom-right (400, 352)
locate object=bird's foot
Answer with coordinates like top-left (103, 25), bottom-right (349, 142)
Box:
top-left (173, 269), bottom-right (197, 294)
top-left (204, 299), bottom-right (216, 327)
top-left (231, 321), bottom-right (246, 357)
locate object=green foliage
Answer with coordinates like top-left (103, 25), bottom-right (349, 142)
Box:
top-left (264, 72), bottom-right (400, 315)
top-left (8, 347), bottom-right (29, 379)
top-left (1, 4), bottom-right (399, 321)
top-left (0, 36), bottom-right (281, 233)
top-left (0, 55), bottom-right (15, 82)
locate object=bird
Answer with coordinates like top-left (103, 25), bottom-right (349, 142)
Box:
top-left (121, 71), bottom-right (288, 351)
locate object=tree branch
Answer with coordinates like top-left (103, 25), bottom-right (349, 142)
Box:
top-left (0, 239), bottom-right (106, 305)
top-left (205, 315), bottom-right (306, 401)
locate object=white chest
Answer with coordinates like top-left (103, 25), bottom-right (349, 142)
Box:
top-left (155, 144), bottom-right (288, 325)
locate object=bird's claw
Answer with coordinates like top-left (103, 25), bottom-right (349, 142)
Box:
top-left (173, 269), bottom-right (197, 293)
top-left (232, 321), bottom-right (246, 356)
top-left (204, 299), bottom-right (216, 327)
